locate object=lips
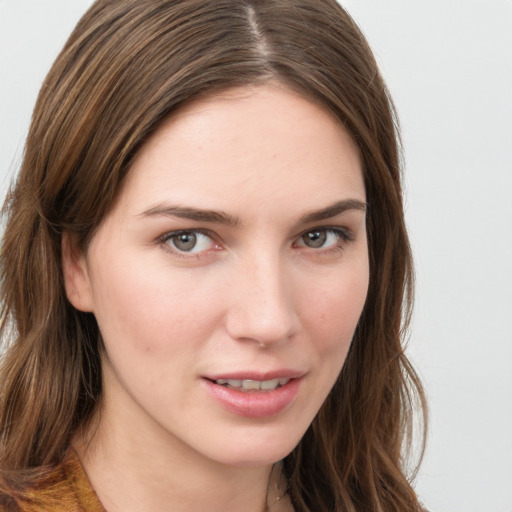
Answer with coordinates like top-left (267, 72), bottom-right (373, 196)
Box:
top-left (202, 371), bottom-right (303, 418)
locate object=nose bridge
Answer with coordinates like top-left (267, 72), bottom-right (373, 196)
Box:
top-left (225, 245), bottom-right (297, 345)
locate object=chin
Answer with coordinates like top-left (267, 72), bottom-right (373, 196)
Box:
top-left (202, 427), bottom-right (304, 468)
top-left (215, 448), bottom-right (294, 468)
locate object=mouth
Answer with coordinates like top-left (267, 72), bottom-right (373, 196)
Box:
top-left (211, 378), bottom-right (290, 392)
top-left (202, 374), bottom-right (302, 417)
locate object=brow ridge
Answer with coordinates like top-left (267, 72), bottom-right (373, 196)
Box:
top-left (140, 198), bottom-right (366, 227)
top-left (140, 204), bottom-right (240, 226)
top-left (299, 199), bottom-right (367, 224)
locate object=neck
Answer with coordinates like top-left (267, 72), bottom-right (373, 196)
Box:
top-left (74, 427), bottom-right (278, 512)
top-left (72, 393), bottom-right (285, 512)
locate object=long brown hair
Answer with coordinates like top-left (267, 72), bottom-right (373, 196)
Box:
top-left (0, 1), bottom-right (426, 510)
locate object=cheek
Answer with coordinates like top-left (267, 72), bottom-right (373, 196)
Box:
top-left (302, 261), bottom-right (369, 361)
top-left (89, 256), bottom-right (221, 357)
top-left (287, 260), bottom-right (369, 427)
top-left (300, 266), bottom-right (368, 401)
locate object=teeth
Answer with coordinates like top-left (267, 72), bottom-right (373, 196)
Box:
top-left (242, 379), bottom-right (261, 390)
top-left (215, 379), bottom-right (241, 387)
top-left (260, 378), bottom-right (279, 390)
top-left (214, 378), bottom-right (290, 391)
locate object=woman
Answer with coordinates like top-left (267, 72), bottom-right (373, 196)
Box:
top-left (0, 0), bottom-right (426, 511)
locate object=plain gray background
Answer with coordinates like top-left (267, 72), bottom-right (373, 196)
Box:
top-left (1, 2), bottom-right (511, 511)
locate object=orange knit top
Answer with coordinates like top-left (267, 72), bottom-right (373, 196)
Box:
top-left (1, 450), bottom-right (104, 512)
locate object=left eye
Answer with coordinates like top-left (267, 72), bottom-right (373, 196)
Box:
top-left (163, 231), bottom-right (216, 253)
top-left (296, 229), bottom-right (347, 249)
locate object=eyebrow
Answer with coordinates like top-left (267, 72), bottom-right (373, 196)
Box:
top-left (140, 199), bottom-right (367, 226)
top-left (140, 204), bottom-right (240, 226)
top-left (299, 199), bottom-right (367, 223)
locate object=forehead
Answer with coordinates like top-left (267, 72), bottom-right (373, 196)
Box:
top-left (118, 84), bottom-right (365, 217)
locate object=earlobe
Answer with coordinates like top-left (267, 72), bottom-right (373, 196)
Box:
top-left (61, 232), bottom-right (94, 312)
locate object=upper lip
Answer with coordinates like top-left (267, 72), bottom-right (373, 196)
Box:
top-left (204, 369), bottom-right (305, 381)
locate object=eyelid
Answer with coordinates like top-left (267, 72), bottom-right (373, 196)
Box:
top-left (292, 226), bottom-right (355, 254)
top-left (157, 228), bottom-right (222, 257)
top-left (156, 225), bottom-right (355, 260)
top-left (159, 228), bottom-right (213, 242)
top-left (295, 225), bottom-right (355, 243)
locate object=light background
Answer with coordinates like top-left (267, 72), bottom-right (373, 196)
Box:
top-left (1, 2), bottom-right (511, 511)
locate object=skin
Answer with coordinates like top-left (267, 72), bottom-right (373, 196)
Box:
top-left (63, 84), bottom-right (369, 512)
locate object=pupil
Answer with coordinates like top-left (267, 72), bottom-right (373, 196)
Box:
top-left (174, 232), bottom-right (197, 251)
top-left (305, 230), bottom-right (326, 248)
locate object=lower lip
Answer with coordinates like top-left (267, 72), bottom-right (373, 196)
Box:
top-left (202, 378), bottom-right (301, 418)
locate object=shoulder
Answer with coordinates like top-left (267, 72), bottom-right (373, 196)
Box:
top-left (0, 450), bottom-right (101, 512)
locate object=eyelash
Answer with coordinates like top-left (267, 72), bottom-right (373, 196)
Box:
top-left (293, 227), bottom-right (355, 254)
top-left (158, 229), bottom-right (220, 259)
top-left (157, 226), bottom-right (355, 259)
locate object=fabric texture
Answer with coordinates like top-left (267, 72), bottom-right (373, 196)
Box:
top-left (4, 450), bottom-right (104, 512)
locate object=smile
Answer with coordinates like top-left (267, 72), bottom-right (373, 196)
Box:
top-left (203, 374), bottom-right (302, 417)
top-left (213, 378), bottom-right (290, 392)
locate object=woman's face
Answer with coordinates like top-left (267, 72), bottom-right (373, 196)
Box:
top-left (65, 84), bottom-right (369, 467)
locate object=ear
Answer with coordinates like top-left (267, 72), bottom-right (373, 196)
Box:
top-left (62, 232), bottom-right (94, 312)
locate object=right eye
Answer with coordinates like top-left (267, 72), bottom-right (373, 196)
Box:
top-left (161, 230), bottom-right (218, 255)
top-left (294, 227), bottom-right (353, 251)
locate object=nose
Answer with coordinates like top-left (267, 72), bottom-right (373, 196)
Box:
top-left (224, 252), bottom-right (299, 347)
